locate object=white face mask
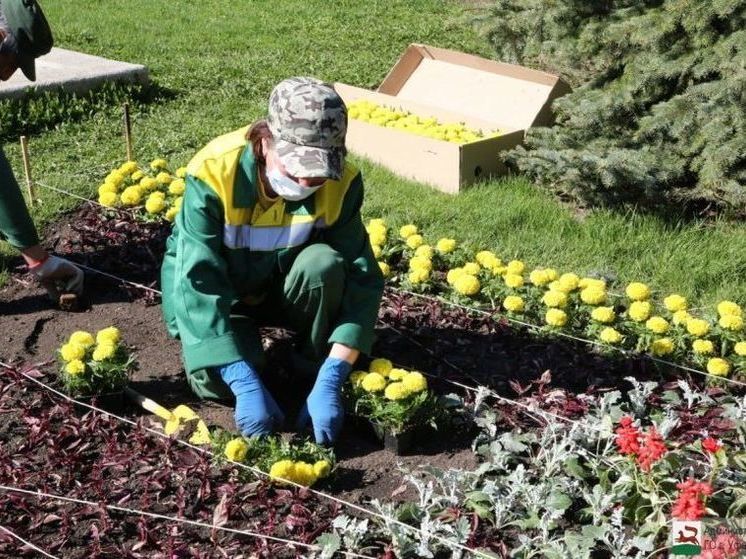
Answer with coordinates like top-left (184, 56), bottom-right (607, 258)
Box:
top-left (266, 168), bottom-right (323, 201)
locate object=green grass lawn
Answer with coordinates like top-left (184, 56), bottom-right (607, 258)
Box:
top-left (1, 0), bottom-right (744, 308)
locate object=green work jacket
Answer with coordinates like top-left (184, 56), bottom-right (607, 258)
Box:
top-left (161, 126), bottom-right (384, 376)
top-left (0, 146), bottom-right (39, 249)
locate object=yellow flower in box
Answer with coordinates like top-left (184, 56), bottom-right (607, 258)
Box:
top-left (362, 373), bottom-right (387, 392)
top-left (139, 177), bottom-right (157, 192)
top-left (558, 273), bottom-right (580, 292)
top-left (105, 170), bottom-right (125, 187)
top-left (120, 186), bottom-right (142, 206)
top-left (664, 294), bottom-right (687, 312)
top-left (269, 459), bottom-right (295, 482)
top-left (150, 158), bottom-right (168, 171)
top-left (313, 460), bottom-right (332, 479)
top-left (293, 462), bottom-right (318, 487)
top-left (707, 358), bottom-right (730, 377)
top-left (99, 192), bottom-right (118, 207)
top-left (399, 224), bottom-right (418, 239)
top-left (402, 372), bottom-right (427, 393)
top-left (673, 310), bottom-right (692, 326)
top-left (69, 331), bottom-right (95, 347)
top-left (650, 338), bottom-right (674, 356)
top-left (368, 218), bottom-right (386, 229)
top-left (734, 341), bottom-right (746, 356)
top-left (686, 318), bottom-right (710, 337)
top-left (506, 260), bottom-right (525, 275)
top-left (436, 238), bottom-right (457, 253)
top-left (408, 268), bottom-right (429, 285)
top-left (378, 262), bottom-right (390, 277)
top-left (629, 301), bottom-right (652, 322)
top-left (544, 268), bottom-right (559, 282)
top-left (224, 438), bottom-right (249, 462)
top-left (504, 273), bottom-right (524, 289)
top-left (579, 277), bottom-right (606, 290)
top-left (371, 245), bottom-right (382, 259)
top-left (165, 207), bottom-right (179, 223)
top-left (96, 326), bottom-right (121, 345)
top-left (717, 300), bottom-right (742, 318)
top-left (462, 262), bottom-right (481, 275)
top-left (414, 244), bottom-right (433, 259)
top-left (131, 170), bottom-right (145, 182)
top-left (626, 282), bottom-right (651, 301)
top-left (599, 327), bottom-right (623, 344)
top-left (503, 295), bottom-right (524, 313)
top-left (454, 274), bottom-right (480, 296)
top-left (591, 306), bottom-right (616, 323)
top-left (60, 342), bottom-right (86, 362)
top-left (387, 368), bottom-right (407, 381)
top-left (120, 161), bottom-right (138, 175)
top-left (98, 182), bottom-right (118, 195)
top-left (145, 194), bottom-right (166, 214)
top-left (409, 256), bottom-right (433, 272)
top-left (65, 359), bottom-right (86, 375)
top-left (369, 230), bottom-right (386, 246)
top-left (156, 171), bottom-right (172, 185)
top-left (369, 358), bottom-right (393, 376)
top-left (645, 316), bottom-right (670, 334)
top-left (385, 382), bottom-right (410, 400)
top-left (169, 178), bottom-right (186, 195)
top-left (173, 196), bottom-right (184, 210)
top-left (406, 235), bottom-right (424, 249)
top-left (175, 167), bottom-right (187, 178)
top-left (92, 342), bottom-right (116, 362)
top-left (545, 309), bottom-right (568, 327)
top-left (548, 280), bottom-right (574, 294)
top-left (475, 250), bottom-right (498, 268)
top-left (529, 269), bottom-right (551, 286)
top-left (692, 339), bottom-right (714, 355)
top-left (580, 287), bottom-right (607, 305)
top-left (542, 290), bottom-right (568, 308)
top-left (349, 370), bottom-right (367, 387)
top-left (719, 314), bottom-right (743, 331)
top-left (446, 268), bottom-right (465, 285)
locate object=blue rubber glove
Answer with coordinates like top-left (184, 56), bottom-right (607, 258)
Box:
top-left (218, 360), bottom-right (285, 437)
top-left (296, 357), bottom-right (352, 445)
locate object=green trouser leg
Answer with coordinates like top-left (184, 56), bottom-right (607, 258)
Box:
top-left (0, 146), bottom-right (39, 249)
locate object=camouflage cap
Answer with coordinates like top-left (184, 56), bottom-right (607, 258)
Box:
top-left (267, 76), bottom-right (347, 180)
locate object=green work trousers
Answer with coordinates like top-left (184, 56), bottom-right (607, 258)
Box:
top-left (184, 243), bottom-right (346, 400)
top-left (0, 146), bottom-right (39, 249)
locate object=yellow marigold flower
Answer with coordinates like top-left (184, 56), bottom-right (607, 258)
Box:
top-left (406, 234), bottom-right (424, 249)
top-left (96, 327), bottom-right (121, 344)
top-left (409, 256), bottom-right (432, 272)
top-left (369, 230), bottom-right (386, 246)
top-left (69, 331), bottom-right (95, 348)
top-left (548, 280), bottom-right (574, 294)
top-left (169, 178), bottom-right (186, 195)
top-left (120, 161), bottom-right (138, 174)
top-left (65, 359), bottom-right (86, 375)
top-left (92, 342), bottom-right (116, 362)
top-left (580, 287), bottom-right (607, 305)
top-left (165, 207), bottom-right (179, 223)
top-left (719, 314), bottom-right (743, 331)
top-left (686, 318), bottom-right (711, 337)
top-left (98, 182), bottom-right (118, 195)
top-left (629, 301), bottom-right (652, 322)
top-left (545, 308), bottom-right (568, 327)
top-left (402, 371), bottom-right (427, 393)
top-left (650, 338), bottom-right (674, 356)
top-left (98, 191), bottom-right (118, 207)
top-left (131, 170), bottom-right (145, 182)
top-left (368, 218), bottom-right (386, 229)
top-left (506, 260), bottom-right (525, 275)
top-left (673, 310), bottom-right (692, 326)
top-left (371, 245), bottom-right (382, 259)
top-left (224, 438), bottom-right (249, 462)
top-left (292, 461), bottom-right (318, 486)
top-left (387, 368), bottom-right (407, 381)
top-left (349, 370), bottom-right (367, 387)
top-left (664, 294), bottom-right (687, 312)
top-left (462, 262), bottom-right (480, 275)
top-left (558, 273), bottom-right (580, 292)
top-left (692, 339), bottom-right (714, 355)
top-left (369, 358), bottom-right (393, 376)
top-left (378, 261), bottom-right (390, 277)
top-left (446, 268), bottom-right (464, 285)
top-left (504, 273), bottom-right (524, 289)
top-left (454, 274), bottom-right (480, 296)
top-left (60, 342), bottom-right (86, 362)
top-left (408, 268), bottom-right (429, 284)
top-left (385, 381), bottom-right (410, 400)
top-left (599, 327), bottom-right (623, 344)
top-left (145, 194), bottom-right (166, 214)
top-left (626, 282), bottom-right (651, 301)
top-left (313, 460), bottom-right (332, 478)
top-left (174, 196), bottom-right (184, 209)
top-left (734, 341), bottom-right (746, 356)
top-left (529, 269), bottom-right (551, 286)
top-left (120, 186), bottom-right (142, 206)
top-left (544, 268), bottom-right (559, 281)
top-left (591, 306), bottom-right (616, 323)
top-left (150, 158), bottom-right (168, 171)
top-left (269, 459), bottom-right (295, 482)
top-left (175, 166), bottom-right (188, 178)
top-left (105, 170), bottom-right (125, 187)
top-left (156, 171), bottom-right (172, 185)
top-left (415, 244), bottom-right (433, 259)
top-left (717, 300), bottom-right (742, 318)
top-left (475, 250), bottom-right (499, 268)
top-left (579, 277), bottom-right (606, 290)
top-left (362, 373), bottom-right (387, 392)
top-left (490, 263), bottom-right (507, 276)
top-left (707, 358), bottom-right (730, 377)
top-left (399, 224), bottom-right (418, 239)
top-left (542, 290), bottom-right (568, 308)
top-left (645, 316), bottom-right (670, 334)
top-left (139, 177), bottom-right (157, 191)
top-left (436, 238), bottom-right (457, 253)
top-left (503, 295), bottom-right (524, 313)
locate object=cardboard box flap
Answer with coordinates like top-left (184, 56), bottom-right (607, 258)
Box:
top-left (378, 44), bottom-right (568, 131)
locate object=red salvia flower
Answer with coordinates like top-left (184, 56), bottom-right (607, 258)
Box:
top-left (615, 416), bottom-right (641, 456)
top-left (702, 437), bottom-right (722, 454)
top-left (672, 478), bottom-right (713, 520)
top-left (636, 426), bottom-right (667, 471)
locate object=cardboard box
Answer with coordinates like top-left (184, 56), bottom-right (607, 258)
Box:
top-left (334, 44), bottom-right (570, 194)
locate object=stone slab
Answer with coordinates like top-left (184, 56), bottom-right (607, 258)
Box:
top-left (0, 47), bottom-right (149, 100)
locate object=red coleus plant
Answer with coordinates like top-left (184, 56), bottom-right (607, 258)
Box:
top-left (702, 437), bottom-right (723, 454)
top-left (672, 478), bottom-right (713, 520)
top-left (614, 416), bottom-right (667, 471)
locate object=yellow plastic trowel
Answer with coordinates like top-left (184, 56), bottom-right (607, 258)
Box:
top-left (124, 387), bottom-right (211, 445)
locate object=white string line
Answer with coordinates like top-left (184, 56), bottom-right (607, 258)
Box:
top-left (34, 181), bottom-right (140, 218)
top-left (0, 485), bottom-right (375, 559)
top-left (73, 262), bottom-right (162, 296)
top-left (0, 363), bottom-right (493, 559)
top-left (0, 523), bottom-right (60, 559)
top-left (394, 288), bottom-right (746, 389)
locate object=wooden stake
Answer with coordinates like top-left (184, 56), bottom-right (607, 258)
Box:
top-left (19, 135), bottom-right (36, 205)
top-left (123, 102), bottom-right (133, 161)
